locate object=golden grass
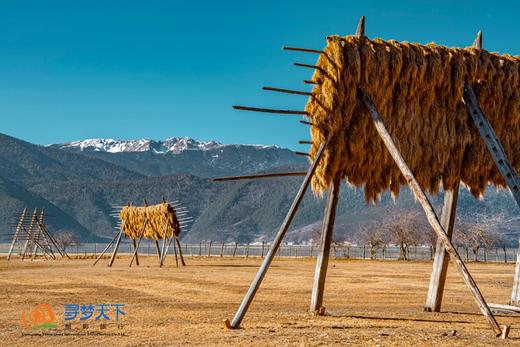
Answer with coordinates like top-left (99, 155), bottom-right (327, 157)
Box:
top-left (307, 35), bottom-right (520, 202)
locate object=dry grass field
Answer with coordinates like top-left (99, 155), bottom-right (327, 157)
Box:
top-left (1, 256), bottom-right (520, 346)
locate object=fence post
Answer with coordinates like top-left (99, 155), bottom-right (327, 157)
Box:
top-left (245, 244), bottom-right (249, 258)
top-left (94, 243), bottom-right (97, 257)
top-left (198, 241), bottom-right (202, 256)
top-left (208, 241), bottom-right (212, 257)
top-left (220, 242), bottom-right (225, 257)
top-left (261, 241), bottom-right (265, 258)
top-left (232, 242), bottom-right (238, 257)
top-left (363, 246), bottom-right (366, 259)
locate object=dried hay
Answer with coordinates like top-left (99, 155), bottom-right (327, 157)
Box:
top-left (306, 35), bottom-right (520, 202)
top-left (120, 203), bottom-right (180, 240)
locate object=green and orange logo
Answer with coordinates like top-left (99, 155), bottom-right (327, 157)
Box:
top-left (21, 304), bottom-right (58, 330)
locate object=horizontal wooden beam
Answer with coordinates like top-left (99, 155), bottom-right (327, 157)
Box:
top-left (299, 140), bottom-right (312, 145)
top-left (294, 63), bottom-right (323, 72)
top-left (295, 151), bottom-right (311, 157)
top-left (304, 80), bottom-right (320, 85)
top-left (262, 86), bottom-right (312, 96)
top-left (233, 106), bottom-right (308, 115)
top-left (283, 46), bottom-right (323, 54)
top-left (299, 120), bottom-right (313, 126)
top-left (213, 172), bottom-right (307, 182)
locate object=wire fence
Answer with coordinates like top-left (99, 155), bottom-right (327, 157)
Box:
top-left (1, 241), bottom-right (518, 263)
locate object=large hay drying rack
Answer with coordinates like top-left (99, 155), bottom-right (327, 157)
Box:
top-left (217, 17), bottom-right (520, 338)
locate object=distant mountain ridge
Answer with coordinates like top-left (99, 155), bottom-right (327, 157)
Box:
top-left (1, 132), bottom-right (519, 245)
top-left (50, 137), bottom-right (306, 178)
top-left (51, 137), bottom-right (276, 154)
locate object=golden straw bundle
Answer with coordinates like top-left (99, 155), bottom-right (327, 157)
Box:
top-left (306, 35), bottom-right (520, 202)
top-left (119, 203), bottom-right (180, 240)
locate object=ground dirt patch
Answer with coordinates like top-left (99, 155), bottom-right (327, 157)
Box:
top-left (1, 257), bottom-right (520, 346)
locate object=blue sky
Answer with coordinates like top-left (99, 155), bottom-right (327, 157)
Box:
top-left (1, 1), bottom-right (519, 150)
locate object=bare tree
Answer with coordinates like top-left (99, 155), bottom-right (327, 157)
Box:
top-left (386, 210), bottom-right (424, 260)
top-left (453, 213), bottom-right (503, 262)
top-left (356, 227), bottom-right (389, 260)
top-left (54, 231), bottom-right (76, 252)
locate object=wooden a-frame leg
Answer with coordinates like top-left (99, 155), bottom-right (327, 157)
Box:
top-left (21, 209), bottom-right (38, 260)
top-left (175, 237), bottom-right (186, 266)
top-left (129, 235), bottom-right (143, 267)
top-left (424, 183), bottom-right (460, 312)
top-left (362, 92), bottom-right (502, 336)
top-left (108, 230), bottom-right (124, 267)
top-left (155, 240), bottom-right (162, 261)
top-left (310, 174), bottom-right (341, 315)
top-left (173, 239), bottom-right (179, 267)
top-left (511, 240), bottom-right (520, 306)
top-left (225, 138), bottom-right (329, 329)
top-left (93, 232), bottom-right (118, 266)
top-left (7, 208), bottom-right (27, 261)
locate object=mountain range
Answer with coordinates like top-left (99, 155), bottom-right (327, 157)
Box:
top-left (1, 133), bottom-right (519, 245)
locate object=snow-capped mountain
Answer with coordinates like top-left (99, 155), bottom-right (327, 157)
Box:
top-left (54, 137), bottom-right (226, 154)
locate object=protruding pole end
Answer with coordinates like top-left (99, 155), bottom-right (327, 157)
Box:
top-left (224, 318), bottom-right (235, 329)
top-left (501, 325), bottom-right (511, 339)
top-left (473, 30), bottom-right (483, 49)
top-left (356, 16), bottom-right (366, 37)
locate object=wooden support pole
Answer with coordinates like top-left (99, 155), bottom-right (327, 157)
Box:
top-left (173, 239), bottom-right (179, 267)
top-left (310, 174), bottom-right (341, 315)
top-left (361, 92), bottom-right (502, 336)
top-left (155, 240), bottom-right (162, 260)
top-left (511, 240), bottom-right (520, 306)
top-left (31, 209), bottom-right (45, 260)
top-left (21, 209), bottom-right (38, 260)
top-left (7, 208), bottom-right (27, 261)
top-left (424, 183), bottom-right (460, 312)
top-left (300, 120), bottom-right (313, 126)
top-left (108, 230), bottom-right (124, 267)
top-left (225, 138), bottom-right (329, 329)
top-left (93, 232), bottom-right (119, 266)
top-left (129, 235), bottom-right (144, 267)
top-left (175, 237), bottom-right (186, 266)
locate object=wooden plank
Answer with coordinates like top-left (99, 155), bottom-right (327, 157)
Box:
top-left (361, 92), bottom-right (502, 336)
top-left (310, 174), bottom-right (341, 314)
top-left (424, 184), bottom-right (460, 312)
top-left (225, 138), bottom-right (329, 329)
top-left (7, 208), bottom-right (27, 261)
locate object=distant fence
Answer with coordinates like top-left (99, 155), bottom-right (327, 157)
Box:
top-left (1, 241), bottom-right (518, 263)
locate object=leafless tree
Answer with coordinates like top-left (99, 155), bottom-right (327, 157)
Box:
top-left (356, 227), bottom-right (389, 260)
top-left (385, 210), bottom-right (424, 260)
top-left (54, 231), bottom-right (77, 252)
top-left (453, 213), bottom-right (503, 262)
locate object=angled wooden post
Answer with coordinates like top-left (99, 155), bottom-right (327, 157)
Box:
top-left (31, 209), bottom-right (45, 260)
top-left (424, 183), bottom-right (460, 311)
top-left (108, 229), bottom-right (124, 267)
top-left (310, 174), bottom-right (341, 314)
top-left (7, 208), bottom-right (27, 261)
top-left (361, 92), bottom-right (502, 336)
top-left (93, 232), bottom-right (119, 266)
top-left (129, 235), bottom-right (144, 267)
top-left (21, 208), bottom-right (38, 260)
top-left (175, 237), bottom-right (186, 266)
top-left (224, 138), bottom-right (329, 329)
top-left (511, 241), bottom-right (520, 305)
top-left (155, 240), bottom-right (162, 260)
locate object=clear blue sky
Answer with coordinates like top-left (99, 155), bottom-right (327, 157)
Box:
top-left (1, 0), bottom-right (519, 150)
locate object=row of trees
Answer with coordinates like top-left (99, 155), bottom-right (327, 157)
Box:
top-left (352, 210), bottom-right (511, 261)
